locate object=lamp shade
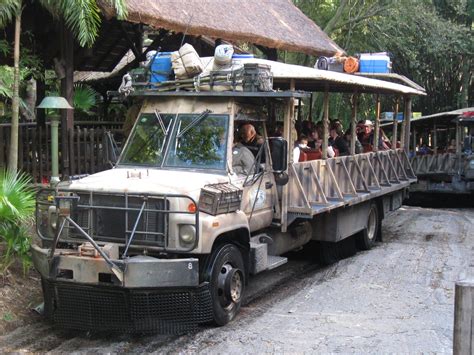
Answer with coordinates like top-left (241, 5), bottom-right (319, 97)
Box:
top-left (37, 96), bottom-right (73, 110)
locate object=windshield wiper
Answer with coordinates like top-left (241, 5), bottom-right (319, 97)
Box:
top-left (126, 112), bottom-right (172, 162)
top-left (154, 110), bottom-right (168, 135)
top-left (177, 109), bottom-right (212, 138)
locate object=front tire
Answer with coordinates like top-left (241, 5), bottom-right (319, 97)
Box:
top-left (207, 244), bottom-right (245, 326)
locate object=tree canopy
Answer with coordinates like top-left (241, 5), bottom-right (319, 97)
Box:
top-left (292, 0), bottom-right (473, 120)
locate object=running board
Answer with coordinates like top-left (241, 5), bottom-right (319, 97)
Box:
top-left (249, 240), bottom-right (288, 274)
top-left (266, 255), bottom-right (288, 270)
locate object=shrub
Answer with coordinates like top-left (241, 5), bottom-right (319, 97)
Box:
top-left (0, 170), bottom-right (35, 275)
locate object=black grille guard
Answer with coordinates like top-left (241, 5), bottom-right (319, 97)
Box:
top-left (36, 188), bottom-right (200, 253)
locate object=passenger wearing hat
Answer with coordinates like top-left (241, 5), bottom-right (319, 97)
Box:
top-left (329, 123), bottom-right (349, 156)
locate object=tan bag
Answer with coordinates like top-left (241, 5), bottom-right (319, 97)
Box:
top-left (171, 43), bottom-right (204, 79)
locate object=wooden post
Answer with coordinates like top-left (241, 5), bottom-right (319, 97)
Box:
top-left (404, 96), bottom-right (412, 155)
top-left (60, 24), bottom-right (74, 178)
top-left (322, 86), bottom-right (329, 159)
top-left (373, 94), bottom-right (381, 152)
top-left (281, 81), bottom-right (296, 233)
top-left (350, 93), bottom-right (358, 155)
top-left (392, 98), bottom-right (399, 150)
top-left (453, 279), bottom-right (474, 355)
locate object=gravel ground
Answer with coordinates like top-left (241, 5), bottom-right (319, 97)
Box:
top-left (0, 205), bottom-right (472, 353)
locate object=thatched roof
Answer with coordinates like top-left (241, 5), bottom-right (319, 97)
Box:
top-left (99, 0), bottom-right (343, 57)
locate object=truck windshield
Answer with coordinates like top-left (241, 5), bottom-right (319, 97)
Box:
top-left (119, 113), bottom-right (229, 170)
top-left (164, 114), bottom-right (228, 170)
top-left (120, 113), bottom-right (174, 166)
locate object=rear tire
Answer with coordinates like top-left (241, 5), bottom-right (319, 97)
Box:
top-left (206, 244), bottom-right (245, 326)
top-left (356, 203), bottom-right (380, 250)
top-left (317, 241), bottom-right (340, 265)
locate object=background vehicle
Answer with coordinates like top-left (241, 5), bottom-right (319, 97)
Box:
top-left (32, 58), bottom-right (424, 333)
top-left (396, 108), bottom-right (474, 195)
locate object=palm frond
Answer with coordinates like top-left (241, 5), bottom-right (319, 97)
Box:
top-left (0, 0), bottom-right (21, 28)
top-left (0, 169), bottom-right (35, 223)
top-left (103, 0), bottom-right (128, 19)
top-left (40, 0), bottom-right (101, 47)
top-left (73, 84), bottom-right (97, 114)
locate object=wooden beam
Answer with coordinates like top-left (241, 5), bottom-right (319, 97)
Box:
top-left (392, 97), bottom-right (399, 150)
top-left (350, 92), bottom-right (358, 155)
top-left (404, 96), bottom-right (412, 154)
top-left (374, 94), bottom-right (381, 152)
top-left (60, 22), bottom-right (74, 178)
top-left (322, 86), bottom-right (329, 159)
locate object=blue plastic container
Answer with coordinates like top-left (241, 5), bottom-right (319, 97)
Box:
top-left (359, 53), bottom-right (392, 74)
top-left (150, 52), bottom-right (173, 83)
top-left (232, 54), bottom-right (254, 59)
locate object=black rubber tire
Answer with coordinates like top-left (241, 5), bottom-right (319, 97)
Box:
top-left (317, 241), bottom-right (340, 265)
top-left (207, 244), bottom-right (245, 326)
top-left (356, 203), bottom-right (380, 250)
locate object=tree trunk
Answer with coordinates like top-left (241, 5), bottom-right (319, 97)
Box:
top-left (8, 13), bottom-right (21, 172)
top-left (324, 0), bottom-right (349, 35)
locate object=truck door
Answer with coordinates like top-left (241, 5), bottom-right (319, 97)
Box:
top-left (230, 145), bottom-right (275, 232)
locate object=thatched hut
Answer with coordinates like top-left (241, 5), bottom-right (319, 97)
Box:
top-left (99, 0), bottom-right (342, 57)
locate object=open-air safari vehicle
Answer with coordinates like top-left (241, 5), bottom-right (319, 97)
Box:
top-left (395, 108), bottom-right (474, 195)
top-left (32, 58), bottom-right (424, 333)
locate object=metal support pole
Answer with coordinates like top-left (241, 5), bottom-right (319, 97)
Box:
top-left (453, 279), bottom-right (474, 355)
top-left (404, 96), bottom-right (412, 155)
top-left (322, 86), bottom-right (329, 159)
top-left (433, 123), bottom-right (438, 154)
top-left (374, 94), bottom-right (381, 152)
top-left (350, 93), bottom-right (358, 155)
top-left (392, 98), bottom-right (399, 150)
top-left (412, 129), bottom-right (417, 154)
top-left (50, 114), bottom-right (60, 185)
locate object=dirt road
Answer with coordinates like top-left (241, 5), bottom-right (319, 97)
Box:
top-left (0, 206), bottom-right (472, 353)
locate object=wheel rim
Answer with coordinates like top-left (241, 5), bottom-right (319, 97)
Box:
top-left (217, 263), bottom-right (243, 309)
top-left (367, 206), bottom-right (377, 241)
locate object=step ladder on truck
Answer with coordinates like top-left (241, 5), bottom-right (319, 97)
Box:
top-left (31, 57), bottom-right (425, 333)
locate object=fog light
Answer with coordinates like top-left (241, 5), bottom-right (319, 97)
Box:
top-left (179, 224), bottom-right (196, 245)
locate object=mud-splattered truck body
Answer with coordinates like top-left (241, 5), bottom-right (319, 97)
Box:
top-left (32, 59), bottom-right (424, 333)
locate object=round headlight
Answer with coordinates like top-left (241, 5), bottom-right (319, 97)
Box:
top-left (48, 205), bottom-right (58, 230)
top-left (469, 160), bottom-right (474, 168)
top-left (179, 224), bottom-right (196, 245)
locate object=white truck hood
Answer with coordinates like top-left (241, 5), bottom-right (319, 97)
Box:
top-left (66, 168), bottom-right (229, 199)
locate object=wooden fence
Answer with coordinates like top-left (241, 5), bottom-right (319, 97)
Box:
top-left (0, 122), bottom-right (123, 183)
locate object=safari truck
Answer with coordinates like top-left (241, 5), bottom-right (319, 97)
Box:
top-left (31, 58), bottom-right (424, 333)
top-left (406, 108), bottom-right (474, 195)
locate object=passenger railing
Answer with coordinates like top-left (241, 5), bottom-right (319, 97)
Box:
top-left (410, 153), bottom-right (461, 176)
top-left (287, 149), bottom-right (416, 218)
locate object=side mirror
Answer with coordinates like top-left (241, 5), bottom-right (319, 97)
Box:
top-left (268, 137), bottom-right (288, 173)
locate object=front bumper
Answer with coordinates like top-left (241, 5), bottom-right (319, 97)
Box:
top-left (32, 245), bottom-right (213, 333)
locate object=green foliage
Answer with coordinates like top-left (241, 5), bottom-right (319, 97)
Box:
top-left (0, 169), bottom-right (35, 224)
top-left (0, 223), bottom-right (32, 275)
top-left (0, 0), bottom-right (21, 28)
top-left (39, 0), bottom-right (128, 47)
top-left (73, 84), bottom-right (98, 115)
top-left (0, 169), bottom-right (35, 275)
top-left (292, 0), bottom-right (473, 121)
top-left (0, 0), bottom-right (128, 47)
